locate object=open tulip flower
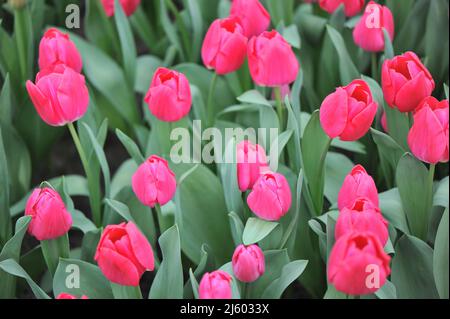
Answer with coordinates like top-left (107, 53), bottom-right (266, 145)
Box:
top-left (1, 0), bottom-right (448, 303)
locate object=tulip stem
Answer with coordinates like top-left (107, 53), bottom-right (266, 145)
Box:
top-left (274, 86), bottom-right (285, 130)
top-left (428, 163), bottom-right (436, 211)
top-left (67, 122), bottom-right (101, 226)
top-left (371, 53), bottom-right (378, 81)
top-left (111, 283), bottom-right (143, 299)
top-left (207, 72), bottom-right (218, 127)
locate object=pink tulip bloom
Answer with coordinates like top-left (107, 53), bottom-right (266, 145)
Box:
top-left (320, 79), bottom-right (378, 141)
top-left (337, 164), bottom-right (379, 210)
top-left (248, 30), bottom-right (299, 87)
top-left (25, 187), bottom-right (72, 241)
top-left (145, 67), bottom-right (192, 122)
top-left (232, 244), bottom-right (265, 283)
top-left (95, 222), bottom-right (154, 286)
top-left (408, 97), bottom-right (449, 164)
top-left (199, 270), bottom-right (233, 299)
top-left (382, 51), bottom-right (435, 113)
top-left (100, 0), bottom-right (140, 17)
top-left (39, 28), bottom-right (82, 72)
top-left (230, 0), bottom-right (270, 38)
top-left (26, 64), bottom-right (89, 126)
top-left (247, 172), bottom-right (292, 221)
top-left (237, 141), bottom-right (270, 192)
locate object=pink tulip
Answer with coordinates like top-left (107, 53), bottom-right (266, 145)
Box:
top-left (328, 232), bottom-right (391, 295)
top-left (230, 0), bottom-right (270, 38)
top-left (26, 64), bottom-right (89, 126)
top-left (100, 0), bottom-right (140, 17)
top-left (335, 197), bottom-right (389, 245)
top-left (132, 155), bottom-right (177, 207)
top-left (381, 111), bottom-right (388, 132)
top-left (198, 270), bottom-right (233, 299)
top-left (25, 187), bottom-right (72, 241)
top-left (95, 222), bottom-right (154, 286)
top-left (201, 16), bottom-right (248, 75)
top-left (408, 97), bottom-right (449, 164)
top-left (247, 172), bottom-right (292, 221)
top-left (56, 293), bottom-right (88, 299)
top-left (320, 79), bottom-right (378, 141)
top-left (144, 67), bottom-right (192, 122)
top-left (382, 51), bottom-right (435, 113)
top-left (248, 30), bottom-right (299, 87)
top-left (38, 28), bottom-right (82, 72)
top-left (337, 164), bottom-right (379, 210)
top-left (319, 0), bottom-right (365, 17)
top-left (353, 1), bottom-right (394, 52)
top-left (232, 244), bottom-right (265, 283)
top-left (237, 141), bottom-right (270, 192)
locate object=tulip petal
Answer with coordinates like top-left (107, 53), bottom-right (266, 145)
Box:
top-left (320, 87), bottom-right (348, 138)
top-left (96, 247), bottom-right (141, 286)
top-left (126, 222), bottom-right (155, 271)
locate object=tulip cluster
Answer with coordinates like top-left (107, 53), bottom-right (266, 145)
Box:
top-left (328, 165), bottom-right (391, 295)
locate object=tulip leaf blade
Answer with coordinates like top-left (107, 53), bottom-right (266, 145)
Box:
top-left (261, 260), bottom-right (308, 299)
top-left (242, 217), bottom-right (279, 246)
top-left (433, 207), bottom-right (449, 299)
top-left (116, 128), bottom-right (145, 165)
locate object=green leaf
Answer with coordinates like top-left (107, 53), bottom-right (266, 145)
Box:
top-left (326, 25), bottom-right (359, 85)
top-left (0, 74), bottom-right (12, 124)
top-left (375, 280), bottom-right (397, 299)
top-left (282, 24), bottom-right (301, 49)
top-left (379, 188), bottom-right (410, 234)
top-left (434, 177), bottom-right (449, 208)
top-left (228, 212), bottom-right (245, 246)
top-left (242, 218), bottom-right (279, 246)
top-left (183, 0), bottom-right (204, 60)
top-left (383, 28), bottom-right (394, 59)
top-left (0, 129), bottom-right (11, 246)
top-left (261, 260), bottom-right (308, 298)
top-left (323, 284), bottom-right (347, 299)
top-left (183, 244), bottom-right (214, 299)
top-left (116, 129), bottom-right (145, 164)
top-left (149, 225), bottom-right (183, 299)
top-left (53, 258), bottom-right (114, 299)
top-left (134, 55), bottom-right (162, 94)
top-left (433, 208), bottom-right (449, 299)
top-left (0, 259), bottom-right (50, 299)
top-left (41, 234), bottom-right (70, 277)
top-left (159, 0), bottom-right (184, 60)
top-left (391, 234), bottom-right (439, 299)
top-left (324, 152), bottom-right (354, 204)
top-left (114, 0), bottom-right (137, 86)
top-left (237, 90), bottom-right (272, 107)
top-left (301, 110), bottom-right (331, 215)
top-left (396, 153), bottom-right (432, 240)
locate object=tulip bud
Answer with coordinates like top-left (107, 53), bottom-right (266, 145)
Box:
top-left (201, 16), bottom-right (248, 75)
top-left (39, 28), bottom-right (82, 72)
top-left (247, 172), bottom-right (292, 221)
top-left (408, 97), bottom-right (449, 164)
top-left (95, 222), bottom-right (155, 286)
top-left (320, 79), bottom-right (377, 141)
top-left (337, 164), bottom-right (379, 210)
top-left (232, 244), bottom-right (265, 283)
top-left (319, 0), bottom-right (365, 17)
top-left (25, 187), bottom-right (72, 241)
top-left (132, 155), bottom-right (177, 207)
top-left (26, 64), bottom-right (89, 126)
top-left (100, 0), bottom-right (141, 17)
top-left (230, 0), bottom-right (270, 38)
top-left (198, 270), bottom-right (233, 299)
top-left (352, 1), bottom-right (394, 52)
top-left (335, 197), bottom-right (389, 245)
top-left (328, 232), bottom-right (391, 295)
top-left (144, 67), bottom-right (192, 122)
top-left (237, 141), bottom-right (270, 192)
top-left (248, 30), bottom-right (299, 87)
top-left (56, 293), bottom-right (88, 299)
top-left (382, 51), bottom-right (435, 113)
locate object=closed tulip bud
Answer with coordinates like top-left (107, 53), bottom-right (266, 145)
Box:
top-left (248, 30), bottom-right (299, 87)
top-left (132, 155), bottom-right (177, 207)
top-left (202, 16), bottom-right (248, 75)
top-left (144, 67), bottom-right (192, 122)
top-left (199, 270), bottom-right (233, 299)
top-left (320, 79), bottom-right (377, 141)
top-left (237, 141), bottom-right (270, 192)
top-left (247, 172), bottom-right (292, 221)
top-left (232, 244), bottom-right (265, 283)
top-left (382, 51), bottom-right (435, 113)
top-left (337, 164), bottom-right (379, 210)
top-left (101, 0), bottom-right (140, 17)
top-left (95, 222), bottom-right (154, 286)
top-left (56, 293), bottom-right (88, 299)
top-left (39, 28), bottom-right (82, 73)
top-left (328, 232), bottom-right (391, 295)
top-left (26, 64), bottom-right (89, 126)
top-left (335, 197), bottom-right (389, 245)
top-left (408, 97), bottom-right (449, 164)
top-left (319, 0), bottom-right (365, 17)
top-left (230, 0), bottom-right (270, 38)
top-left (353, 1), bottom-right (394, 52)
top-left (25, 188), bottom-right (72, 241)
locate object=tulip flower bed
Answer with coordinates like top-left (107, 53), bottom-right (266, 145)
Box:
top-left (0, 0), bottom-right (448, 301)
